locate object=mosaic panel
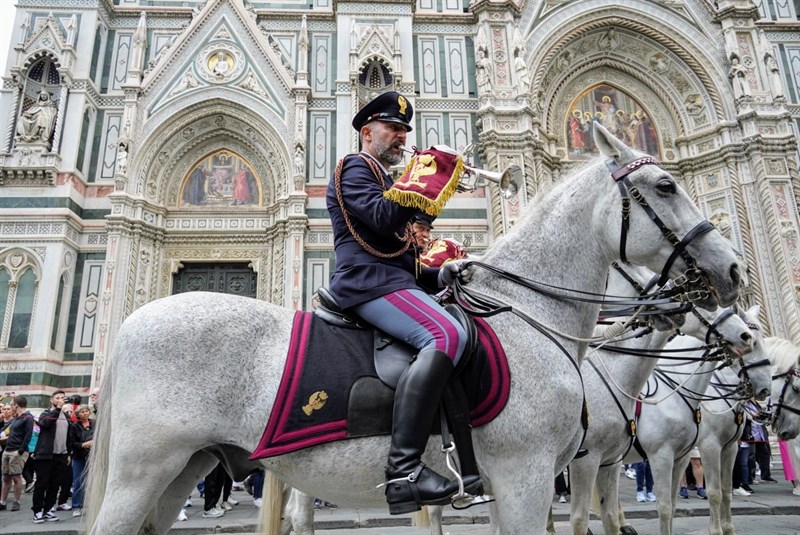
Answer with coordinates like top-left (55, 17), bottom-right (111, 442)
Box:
top-left (179, 149), bottom-right (262, 208)
top-left (311, 113), bottom-right (331, 182)
top-left (312, 34), bottom-right (331, 94)
top-left (111, 33), bottom-right (131, 91)
top-left (445, 38), bottom-right (467, 97)
top-left (419, 38), bottom-right (439, 95)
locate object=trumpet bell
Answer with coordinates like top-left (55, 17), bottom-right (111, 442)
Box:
top-left (498, 165), bottom-right (521, 199)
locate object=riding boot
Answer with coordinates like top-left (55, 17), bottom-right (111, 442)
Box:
top-left (384, 348), bottom-right (481, 514)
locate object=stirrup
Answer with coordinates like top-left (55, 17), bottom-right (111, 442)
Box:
top-left (441, 443), bottom-right (480, 506)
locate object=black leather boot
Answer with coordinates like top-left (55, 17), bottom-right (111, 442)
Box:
top-left (384, 349), bottom-right (481, 514)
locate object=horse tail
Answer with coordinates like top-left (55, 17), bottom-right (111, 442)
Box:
top-left (257, 471), bottom-right (285, 535)
top-left (84, 358), bottom-right (115, 533)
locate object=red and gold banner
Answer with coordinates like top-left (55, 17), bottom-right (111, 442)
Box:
top-left (384, 146), bottom-right (463, 216)
top-left (419, 238), bottom-right (467, 268)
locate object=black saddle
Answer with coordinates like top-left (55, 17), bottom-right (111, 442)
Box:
top-left (314, 287), bottom-right (481, 481)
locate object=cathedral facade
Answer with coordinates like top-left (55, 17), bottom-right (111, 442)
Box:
top-left (0, 0), bottom-right (798, 408)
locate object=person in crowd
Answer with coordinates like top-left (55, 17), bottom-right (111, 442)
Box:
top-left (201, 463), bottom-right (227, 518)
top-left (555, 469), bottom-right (569, 503)
top-left (746, 399), bottom-right (775, 483)
top-left (67, 405), bottom-right (94, 517)
top-left (0, 402), bottom-right (13, 448)
top-left (0, 396), bottom-right (34, 512)
top-left (732, 418), bottom-right (754, 496)
top-left (634, 460), bottom-right (656, 502)
top-left (678, 448), bottom-right (707, 499)
top-left (52, 403), bottom-right (75, 511)
top-left (326, 91), bottom-right (477, 513)
top-left (778, 437), bottom-right (800, 496)
top-left (31, 390), bottom-right (70, 523)
top-left (219, 470), bottom-right (239, 511)
top-left (250, 469), bottom-right (265, 508)
top-left (22, 420), bottom-right (39, 493)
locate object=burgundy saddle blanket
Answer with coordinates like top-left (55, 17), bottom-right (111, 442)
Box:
top-left (250, 310), bottom-right (510, 459)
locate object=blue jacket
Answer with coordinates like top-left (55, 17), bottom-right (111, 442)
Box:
top-left (326, 153), bottom-right (440, 309)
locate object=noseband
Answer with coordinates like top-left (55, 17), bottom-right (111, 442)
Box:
top-left (607, 157), bottom-right (715, 293)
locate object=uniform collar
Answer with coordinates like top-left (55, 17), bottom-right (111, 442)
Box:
top-left (359, 151), bottom-right (390, 177)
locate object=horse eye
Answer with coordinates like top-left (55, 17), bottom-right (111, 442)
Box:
top-left (656, 180), bottom-right (676, 194)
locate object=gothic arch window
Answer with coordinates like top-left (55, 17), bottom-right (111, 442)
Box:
top-left (565, 84), bottom-right (660, 160)
top-left (0, 250), bottom-right (41, 350)
top-left (179, 149), bottom-right (262, 208)
top-left (358, 59), bottom-right (393, 109)
top-left (50, 273), bottom-right (69, 351)
top-left (15, 54), bottom-right (61, 147)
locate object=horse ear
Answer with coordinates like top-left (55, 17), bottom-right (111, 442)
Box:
top-left (593, 122), bottom-right (633, 162)
top-left (746, 304), bottom-right (760, 319)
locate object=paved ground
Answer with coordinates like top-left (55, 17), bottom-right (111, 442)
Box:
top-left (1, 468), bottom-right (797, 534)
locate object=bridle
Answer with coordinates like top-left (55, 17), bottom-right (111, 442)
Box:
top-left (607, 157), bottom-right (715, 298)
top-left (769, 362), bottom-right (800, 426)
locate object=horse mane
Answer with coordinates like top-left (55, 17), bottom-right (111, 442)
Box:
top-left (764, 336), bottom-right (800, 373)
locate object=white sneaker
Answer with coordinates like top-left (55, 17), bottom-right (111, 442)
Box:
top-left (253, 498), bottom-right (263, 508)
top-left (793, 487), bottom-right (800, 496)
top-left (177, 509), bottom-right (188, 522)
top-left (56, 503), bottom-right (72, 511)
top-left (220, 501), bottom-right (232, 511)
top-left (202, 507), bottom-right (225, 518)
top-left (636, 491), bottom-right (646, 502)
top-left (226, 497), bottom-right (239, 506)
top-left (184, 497), bottom-right (192, 507)
top-left (645, 492), bottom-right (657, 502)
top-left (72, 509), bottom-right (82, 517)
top-left (733, 487), bottom-right (751, 497)
top-left (558, 494), bottom-right (567, 503)
top-left (625, 468), bottom-right (636, 480)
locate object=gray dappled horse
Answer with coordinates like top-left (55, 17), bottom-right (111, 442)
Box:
top-left (84, 124), bottom-right (741, 535)
top-left (607, 306), bottom-right (771, 535)
top-left (567, 266), bottom-right (764, 535)
top-left (698, 335), bottom-right (800, 535)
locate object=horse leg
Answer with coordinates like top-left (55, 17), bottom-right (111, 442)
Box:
top-left (568, 456), bottom-right (601, 535)
top-left (285, 488), bottom-right (315, 535)
top-left (720, 442), bottom-right (737, 535)
top-left (595, 463), bottom-right (624, 535)
top-left (648, 453), bottom-right (678, 535)
top-left (90, 445), bottom-right (201, 535)
top-left (427, 505), bottom-right (444, 535)
top-left (490, 461), bottom-right (554, 534)
top-left (142, 450), bottom-right (219, 535)
top-left (702, 446), bottom-right (724, 535)
top-left (546, 505), bottom-right (556, 535)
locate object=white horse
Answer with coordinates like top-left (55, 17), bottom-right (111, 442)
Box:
top-left (84, 124), bottom-right (741, 535)
top-left (605, 306), bottom-right (771, 535)
top-left (567, 267), bottom-right (761, 535)
top-left (698, 335), bottom-right (800, 535)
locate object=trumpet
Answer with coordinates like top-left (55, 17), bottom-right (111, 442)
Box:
top-left (400, 145), bottom-right (521, 199)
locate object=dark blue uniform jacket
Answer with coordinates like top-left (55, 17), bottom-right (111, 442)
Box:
top-left (326, 153), bottom-right (441, 309)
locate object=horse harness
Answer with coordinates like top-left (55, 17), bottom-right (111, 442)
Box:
top-left (770, 361), bottom-right (800, 426)
top-left (606, 157), bottom-right (715, 298)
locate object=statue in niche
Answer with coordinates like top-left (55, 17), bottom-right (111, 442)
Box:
top-left (728, 55), bottom-right (749, 100)
top-left (475, 48), bottom-right (493, 95)
top-left (116, 130), bottom-right (131, 176)
top-left (15, 90), bottom-right (57, 144)
top-left (294, 144), bottom-right (305, 176)
top-left (765, 52), bottom-right (784, 98)
top-left (514, 49), bottom-right (531, 94)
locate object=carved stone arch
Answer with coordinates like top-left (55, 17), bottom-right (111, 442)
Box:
top-left (0, 247), bottom-right (43, 281)
top-left (133, 99), bottom-right (289, 206)
top-left (545, 59), bottom-right (681, 152)
top-left (20, 50), bottom-right (61, 73)
top-left (526, 10), bottom-right (735, 124)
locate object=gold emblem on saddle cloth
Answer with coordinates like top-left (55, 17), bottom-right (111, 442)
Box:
top-left (694, 408), bottom-right (702, 424)
top-left (302, 390), bottom-right (329, 416)
top-left (736, 411), bottom-right (744, 425)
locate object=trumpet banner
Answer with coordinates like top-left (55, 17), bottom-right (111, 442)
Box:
top-left (384, 146), bottom-right (464, 216)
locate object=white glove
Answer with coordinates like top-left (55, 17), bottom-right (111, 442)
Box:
top-left (438, 260), bottom-right (472, 287)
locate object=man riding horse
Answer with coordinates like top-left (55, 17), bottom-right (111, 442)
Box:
top-left (325, 91), bottom-right (481, 514)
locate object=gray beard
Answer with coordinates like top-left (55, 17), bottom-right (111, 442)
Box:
top-left (373, 138), bottom-right (402, 165)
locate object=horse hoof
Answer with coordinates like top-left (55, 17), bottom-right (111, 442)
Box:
top-left (620, 526), bottom-right (638, 535)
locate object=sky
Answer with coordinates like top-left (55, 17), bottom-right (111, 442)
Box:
top-left (0, 2), bottom-right (18, 75)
